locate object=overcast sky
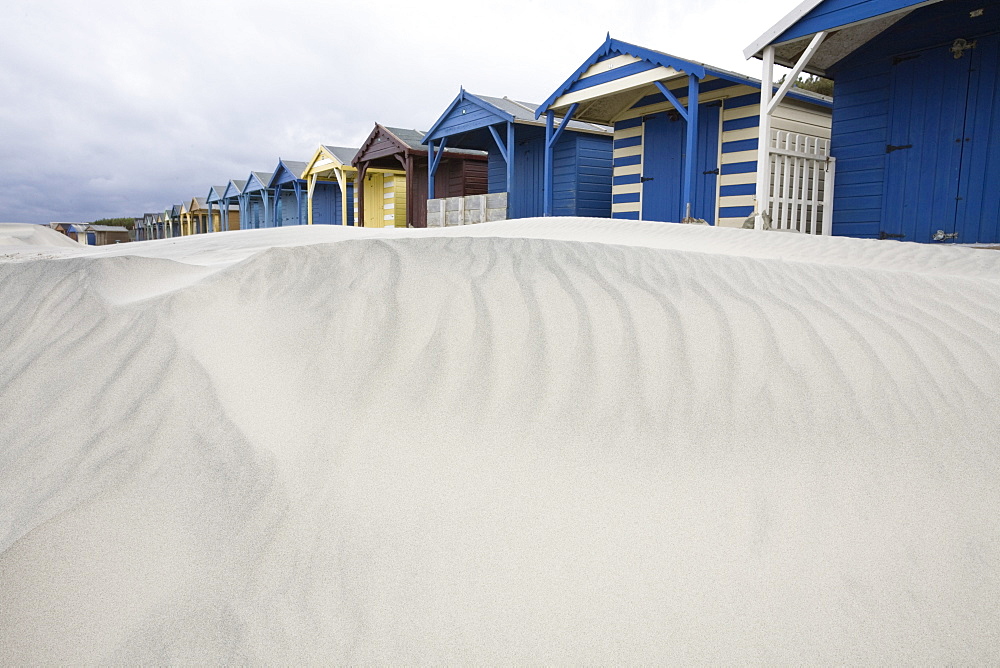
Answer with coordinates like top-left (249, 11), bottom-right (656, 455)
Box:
top-left (0, 0), bottom-right (792, 223)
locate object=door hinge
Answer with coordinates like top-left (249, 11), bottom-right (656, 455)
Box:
top-left (886, 143), bottom-right (913, 153)
top-left (879, 231), bottom-right (906, 239)
top-left (933, 229), bottom-right (960, 241)
top-left (951, 38), bottom-right (977, 59)
top-left (892, 54), bottom-right (920, 66)
top-left (703, 168), bottom-right (720, 175)
top-left (640, 176), bottom-right (654, 183)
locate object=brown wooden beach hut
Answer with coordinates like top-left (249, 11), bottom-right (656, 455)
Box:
top-left (351, 124), bottom-right (487, 228)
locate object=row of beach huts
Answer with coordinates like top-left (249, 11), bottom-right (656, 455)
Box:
top-left (133, 0), bottom-right (1000, 246)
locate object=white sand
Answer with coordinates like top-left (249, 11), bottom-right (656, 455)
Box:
top-left (1, 219), bottom-right (998, 662)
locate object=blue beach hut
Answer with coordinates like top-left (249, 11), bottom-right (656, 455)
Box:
top-left (267, 159), bottom-right (309, 227)
top-left (241, 171), bottom-right (274, 229)
top-left (220, 179), bottom-right (248, 230)
top-left (422, 90), bottom-right (613, 219)
top-left (536, 36), bottom-right (833, 229)
top-left (746, 0), bottom-right (1000, 243)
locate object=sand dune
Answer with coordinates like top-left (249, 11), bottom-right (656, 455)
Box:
top-left (1, 219), bottom-right (998, 662)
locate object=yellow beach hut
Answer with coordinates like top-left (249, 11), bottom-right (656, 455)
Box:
top-left (301, 145), bottom-right (359, 226)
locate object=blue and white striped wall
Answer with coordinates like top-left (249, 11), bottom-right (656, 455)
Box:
top-left (610, 77), bottom-right (830, 225)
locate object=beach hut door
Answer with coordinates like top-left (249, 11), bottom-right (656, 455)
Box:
top-left (641, 103), bottom-right (719, 223)
top-left (882, 34), bottom-right (999, 243)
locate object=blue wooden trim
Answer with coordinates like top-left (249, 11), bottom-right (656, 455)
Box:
top-left (613, 192), bottom-right (641, 203)
top-left (429, 136), bottom-right (447, 174)
top-left (488, 124), bottom-right (508, 162)
top-left (613, 154), bottom-right (642, 167)
top-left (775, 0), bottom-right (928, 45)
top-left (720, 160), bottom-right (757, 175)
top-left (653, 80), bottom-right (689, 121)
top-left (613, 173), bottom-right (641, 185)
top-left (273, 183), bottom-right (282, 226)
top-left (536, 36), bottom-right (707, 117)
top-left (681, 74), bottom-right (699, 219)
top-left (719, 205), bottom-right (755, 217)
top-left (428, 136), bottom-right (447, 199)
top-left (613, 210), bottom-right (641, 219)
top-left (631, 77), bottom-right (740, 110)
top-left (506, 122), bottom-right (515, 202)
top-left (720, 183), bottom-right (757, 196)
top-left (565, 60), bottom-right (662, 94)
top-left (722, 116), bottom-right (760, 131)
top-left (544, 112), bottom-right (554, 215)
top-left (616, 117), bottom-right (643, 130)
top-left (722, 138), bottom-right (759, 153)
top-left (725, 93), bottom-right (761, 109)
top-left (423, 89), bottom-right (515, 143)
top-left (613, 135), bottom-right (642, 149)
top-left (547, 102), bottom-right (578, 148)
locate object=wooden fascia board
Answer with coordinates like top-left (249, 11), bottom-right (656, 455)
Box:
top-left (538, 36), bottom-right (708, 119)
top-left (352, 124), bottom-right (409, 166)
top-left (550, 65), bottom-right (682, 113)
top-left (422, 90), bottom-right (467, 143)
top-left (744, 0), bottom-right (941, 59)
top-left (303, 146), bottom-right (341, 176)
top-left (537, 36), bottom-right (615, 118)
top-left (423, 91), bottom-right (515, 143)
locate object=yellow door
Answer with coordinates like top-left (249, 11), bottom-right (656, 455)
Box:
top-left (364, 172), bottom-right (385, 227)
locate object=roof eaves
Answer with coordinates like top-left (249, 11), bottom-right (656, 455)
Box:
top-left (536, 35), bottom-right (709, 118)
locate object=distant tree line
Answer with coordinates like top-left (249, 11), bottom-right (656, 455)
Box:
top-left (88, 217), bottom-right (136, 229)
top-left (776, 74), bottom-right (834, 97)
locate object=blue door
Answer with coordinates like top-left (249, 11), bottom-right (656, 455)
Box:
top-left (956, 32), bottom-right (1000, 244)
top-left (882, 34), bottom-right (1000, 243)
top-left (511, 134), bottom-right (545, 218)
top-left (641, 102), bottom-right (720, 223)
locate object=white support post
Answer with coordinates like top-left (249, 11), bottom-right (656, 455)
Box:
top-left (754, 45), bottom-right (775, 231)
top-left (766, 31), bottom-right (828, 116)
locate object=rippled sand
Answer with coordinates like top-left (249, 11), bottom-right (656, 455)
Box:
top-left (1, 220), bottom-right (999, 662)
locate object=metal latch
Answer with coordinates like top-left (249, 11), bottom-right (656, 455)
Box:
top-left (933, 229), bottom-right (960, 241)
top-left (951, 38), bottom-right (977, 58)
top-left (886, 144), bottom-right (912, 153)
top-left (703, 168), bottom-right (719, 175)
top-left (640, 176), bottom-right (654, 182)
top-left (879, 231), bottom-right (905, 239)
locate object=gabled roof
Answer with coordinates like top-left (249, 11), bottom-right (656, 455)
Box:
top-left (323, 145), bottom-right (359, 165)
top-left (384, 126), bottom-right (426, 150)
top-left (743, 0), bottom-right (943, 74)
top-left (222, 179), bottom-right (247, 200)
top-left (88, 225), bottom-right (129, 232)
top-left (188, 196), bottom-right (208, 211)
top-left (302, 145), bottom-right (360, 178)
top-left (353, 124), bottom-right (485, 166)
top-left (538, 35), bottom-right (708, 117)
top-left (206, 185), bottom-right (227, 203)
top-left (243, 171), bottom-right (275, 193)
top-left (538, 35), bottom-right (830, 124)
top-left (267, 159), bottom-right (309, 187)
top-left (422, 89), bottom-right (610, 143)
